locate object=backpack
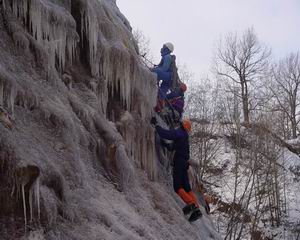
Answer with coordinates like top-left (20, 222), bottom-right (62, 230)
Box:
top-left (170, 55), bottom-right (184, 91)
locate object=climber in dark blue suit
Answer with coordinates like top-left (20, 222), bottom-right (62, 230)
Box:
top-left (150, 118), bottom-right (202, 221)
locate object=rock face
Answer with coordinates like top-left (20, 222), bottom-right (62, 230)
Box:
top-left (0, 1), bottom-right (220, 239)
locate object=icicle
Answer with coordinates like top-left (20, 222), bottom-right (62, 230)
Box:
top-left (6, 0), bottom-right (79, 73)
top-left (23, 0), bottom-right (29, 26)
top-left (27, 176), bottom-right (41, 222)
top-left (80, 12), bottom-right (84, 49)
top-left (30, 0), bottom-right (42, 42)
top-left (0, 81), bottom-right (3, 106)
top-left (81, 4), bottom-right (100, 77)
top-left (29, 187), bottom-right (33, 222)
top-left (16, 181), bottom-right (21, 200)
top-left (35, 177), bottom-right (40, 220)
top-left (11, 184), bottom-right (15, 197)
top-left (9, 86), bottom-right (16, 116)
top-left (12, 0), bottom-right (17, 15)
top-left (22, 183), bottom-right (27, 229)
top-left (67, 36), bottom-right (77, 66)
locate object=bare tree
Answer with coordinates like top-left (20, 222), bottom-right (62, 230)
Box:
top-left (178, 63), bottom-right (194, 85)
top-left (187, 79), bottom-right (223, 191)
top-left (214, 28), bottom-right (271, 123)
top-left (133, 29), bottom-right (154, 67)
top-left (270, 52), bottom-right (300, 139)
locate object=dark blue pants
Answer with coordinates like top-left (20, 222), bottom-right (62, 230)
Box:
top-left (173, 157), bottom-right (191, 193)
top-left (152, 68), bottom-right (172, 99)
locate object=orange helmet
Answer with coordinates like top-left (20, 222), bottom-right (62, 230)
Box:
top-left (180, 83), bottom-right (187, 92)
top-left (182, 119), bottom-right (192, 132)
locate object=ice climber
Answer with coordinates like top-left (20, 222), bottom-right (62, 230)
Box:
top-left (150, 117), bottom-right (202, 222)
top-left (164, 83), bottom-right (187, 122)
top-left (151, 42), bottom-right (174, 112)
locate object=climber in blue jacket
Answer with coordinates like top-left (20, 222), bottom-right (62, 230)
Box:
top-left (150, 117), bottom-right (202, 222)
top-left (151, 42), bottom-right (174, 112)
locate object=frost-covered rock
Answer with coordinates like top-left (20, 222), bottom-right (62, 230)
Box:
top-left (0, 0), bottom-right (220, 239)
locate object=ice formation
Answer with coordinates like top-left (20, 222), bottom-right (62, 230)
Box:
top-left (2, 0), bottom-right (79, 73)
top-left (0, 0), bottom-right (220, 239)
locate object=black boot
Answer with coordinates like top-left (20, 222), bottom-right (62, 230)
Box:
top-left (182, 203), bottom-right (197, 215)
top-left (188, 208), bottom-right (202, 222)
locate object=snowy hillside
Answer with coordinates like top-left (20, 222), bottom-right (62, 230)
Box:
top-left (190, 121), bottom-right (300, 239)
top-left (0, 0), bottom-right (221, 239)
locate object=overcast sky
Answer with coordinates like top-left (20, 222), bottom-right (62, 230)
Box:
top-left (117, 0), bottom-right (300, 79)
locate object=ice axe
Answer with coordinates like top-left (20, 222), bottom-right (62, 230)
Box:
top-left (140, 53), bottom-right (156, 68)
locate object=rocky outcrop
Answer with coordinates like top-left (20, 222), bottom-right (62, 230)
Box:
top-left (0, 1), bottom-right (220, 239)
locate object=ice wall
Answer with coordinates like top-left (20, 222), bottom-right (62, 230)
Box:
top-left (0, 0), bottom-right (220, 239)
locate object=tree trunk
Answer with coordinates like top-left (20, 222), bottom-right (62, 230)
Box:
top-left (291, 111), bottom-right (297, 138)
top-left (241, 81), bottom-right (250, 123)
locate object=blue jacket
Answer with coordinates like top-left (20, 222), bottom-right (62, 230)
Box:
top-left (155, 47), bottom-right (172, 72)
top-left (155, 126), bottom-right (190, 160)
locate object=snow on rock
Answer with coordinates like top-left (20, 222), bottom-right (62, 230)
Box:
top-left (0, 0), bottom-right (220, 239)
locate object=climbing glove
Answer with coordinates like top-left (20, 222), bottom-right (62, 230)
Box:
top-left (150, 117), bottom-right (157, 126)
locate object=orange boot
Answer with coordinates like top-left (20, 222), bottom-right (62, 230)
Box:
top-left (187, 191), bottom-right (200, 208)
top-left (177, 188), bottom-right (194, 205)
top-left (178, 189), bottom-right (200, 217)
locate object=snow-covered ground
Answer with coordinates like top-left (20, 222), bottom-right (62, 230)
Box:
top-left (191, 123), bottom-right (300, 239)
top-left (282, 150), bottom-right (300, 225)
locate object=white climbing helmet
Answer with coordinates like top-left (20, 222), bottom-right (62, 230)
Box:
top-left (164, 42), bottom-right (174, 52)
